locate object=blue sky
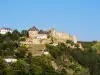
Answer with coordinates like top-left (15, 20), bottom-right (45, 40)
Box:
top-left (0, 0), bottom-right (100, 41)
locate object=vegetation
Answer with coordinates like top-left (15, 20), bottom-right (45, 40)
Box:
top-left (1, 29), bottom-right (100, 75)
top-left (0, 30), bottom-right (65, 75)
top-left (46, 40), bottom-right (100, 75)
top-left (78, 41), bottom-right (97, 48)
top-left (92, 42), bottom-right (100, 50)
top-left (0, 29), bottom-right (28, 58)
top-left (46, 43), bottom-right (89, 75)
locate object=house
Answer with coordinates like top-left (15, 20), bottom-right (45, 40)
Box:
top-left (4, 58), bottom-right (17, 63)
top-left (28, 26), bottom-right (48, 39)
top-left (0, 27), bottom-right (12, 34)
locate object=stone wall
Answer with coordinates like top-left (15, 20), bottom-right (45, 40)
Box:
top-left (28, 28), bottom-right (78, 44)
top-left (56, 32), bottom-right (70, 40)
top-left (29, 31), bottom-right (38, 38)
top-left (32, 39), bottom-right (41, 44)
top-left (37, 34), bottom-right (48, 39)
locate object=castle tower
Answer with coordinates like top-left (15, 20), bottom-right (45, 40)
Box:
top-left (50, 28), bottom-right (56, 38)
top-left (28, 26), bottom-right (39, 39)
top-left (72, 35), bottom-right (77, 43)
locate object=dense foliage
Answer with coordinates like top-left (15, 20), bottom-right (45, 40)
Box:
top-left (0, 30), bottom-right (65, 75)
top-left (78, 41), bottom-right (97, 48)
top-left (0, 30), bottom-right (100, 75)
top-left (46, 43), bottom-right (89, 75)
top-left (0, 30), bottom-right (28, 57)
top-left (46, 40), bottom-right (100, 75)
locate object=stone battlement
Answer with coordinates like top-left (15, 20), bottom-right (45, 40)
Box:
top-left (27, 26), bottom-right (77, 44)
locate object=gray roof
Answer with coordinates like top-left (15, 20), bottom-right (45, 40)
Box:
top-left (38, 30), bottom-right (49, 34)
top-left (28, 26), bottom-right (39, 31)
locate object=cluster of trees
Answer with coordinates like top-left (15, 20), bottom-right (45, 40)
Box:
top-left (0, 55), bottom-right (67, 75)
top-left (46, 43), bottom-right (88, 75)
top-left (0, 29), bottom-right (28, 57)
top-left (68, 46), bottom-right (100, 75)
top-left (46, 40), bottom-right (100, 75)
top-left (0, 29), bottom-right (67, 75)
top-left (78, 41), bottom-right (97, 48)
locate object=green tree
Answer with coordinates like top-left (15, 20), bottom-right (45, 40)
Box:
top-left (29, 64), bottom-right (43, 75)
top-left (12, 29), bottom-right (21, 41)
top-left (11, 60), bottom-right (27, 75)
top-left (26, 52), bottom-right (33, 64)
top-left (67, 47), bottom-right (100, 75)
top-left (21, 30), bottom-right (28, 37)
top-left (15, 46), bottom-right (27, 58)
top-left (0, 57), bottom-right (11, 75)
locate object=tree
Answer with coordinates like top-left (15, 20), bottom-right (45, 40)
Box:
top-left (12, 29), bottom-right (21, 41)
top-left (5, 32), bottom-right (13, 41)
top-left (67, 47), bottom-right (100, 75)
top-left (0, 40), bottom-right (15, 57)
top-left (46, 43), bottom-right (90, 75)
top-left (15, 46), bottom-right (28, 58)
top-left (26, 52), bottom-right (33, 64)
top-left (29, 64), bottom-right (43, 75)
top-left (11, 60), bottom-right (27, 75)
top-left (21, 30), bottom-right (28, 37)
top-left (0, 57), bottom-right (11, 75)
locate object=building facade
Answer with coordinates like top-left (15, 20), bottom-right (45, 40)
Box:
top-left (0, 27), bottom-right (12, 34)
top-left (28, 26), bottom-right (48, 39)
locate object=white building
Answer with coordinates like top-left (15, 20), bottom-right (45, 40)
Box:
top-left (42, 51), bottom-right (49, 55)
top-left (0, 27), bottom-right (12, 34)
top-left (4, 58), bottom-right (17, 63)
top-left (37, 34), bottom-right (47, 39)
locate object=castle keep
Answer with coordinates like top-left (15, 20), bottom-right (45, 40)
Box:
top-left (27, 26), bottom-right (77, 44)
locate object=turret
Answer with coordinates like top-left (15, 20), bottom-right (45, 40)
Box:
top-left (72, 35), bottom-right (77, 43)
top-left (28, 26), bottom-right (39, 38)
top-left (50, 28), bottom-right (56, 37)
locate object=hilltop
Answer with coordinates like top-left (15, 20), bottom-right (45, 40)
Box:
top-left (22, 26), bottom-right (77, 44)
top-left (0, 27), bottom-right (100, 75)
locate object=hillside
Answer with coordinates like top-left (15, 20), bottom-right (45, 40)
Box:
top-left (92, 42), bottom-right (100, 50)
top-left (26, 44), bottom-right (46, 56)
top-left (1, 29), bottom-right (100, 75)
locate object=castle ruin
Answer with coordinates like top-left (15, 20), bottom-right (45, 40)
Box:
top-left (26, 26), bottom-right (77, 44)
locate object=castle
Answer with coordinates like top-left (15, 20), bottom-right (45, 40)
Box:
top-left (26, 26), bottom-right (77, 44)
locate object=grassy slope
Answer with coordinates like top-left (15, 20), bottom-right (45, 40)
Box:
top-left (92, 42), bottom-right (100, 50)
top-left (26, 44), bottom-right (46, 56)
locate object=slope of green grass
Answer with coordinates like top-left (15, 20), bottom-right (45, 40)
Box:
top-left (26, 44), bottom-right (46, 56)
top-left (92, 42), bottom-right (100, 50)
